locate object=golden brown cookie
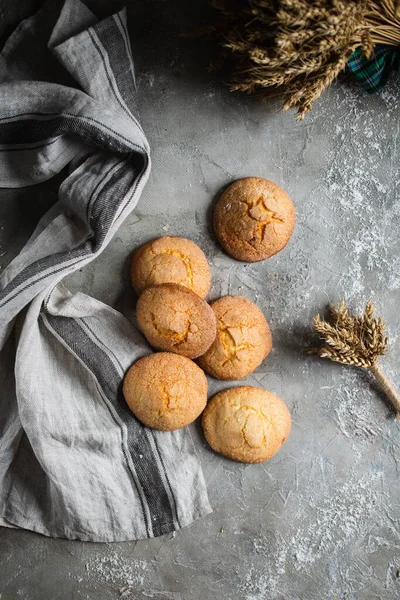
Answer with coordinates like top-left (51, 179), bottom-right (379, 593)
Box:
top-left (214, 177), bottom-right (296, 262)
top-left (202, 386), bottom-right (291, 463)
top-left (131, 236), bottom-right (211, 298)
top-left (198, 296), bottom-right (272, 380)
top-left (123, 352), bottom-right (207, 431)
top-left (136, 283), bottom-right (217, 359)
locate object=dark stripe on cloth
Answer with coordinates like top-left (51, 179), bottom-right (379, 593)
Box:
top-left (0, 115), bottom-right (131, 154)
top-left (40, 313), bottom-right (151, 537)
top-left (88, 29), bottom-right (134, 126)
top-left (0, 136), bottom-right (61, 152)
top-left (80, 318), bottom-right (181, 529)
top-left (43, 314), bottom-right (177, 537)
top-left (0, 159), bottom-right (140, 307)
top-left (93, 16), bottom-right (138, 115)
top-left (81, 318), bottom-right (181, 528)
top-left (152, 435), bottom-right (181, 528)
top-left (0, 112), bottom-right (142, 150)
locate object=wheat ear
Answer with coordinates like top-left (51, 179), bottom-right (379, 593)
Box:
top-left (309, 300), bottom-right (400, 418)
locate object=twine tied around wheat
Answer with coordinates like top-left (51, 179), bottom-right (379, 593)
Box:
top-left (309, 301), bottom-right (400, 418)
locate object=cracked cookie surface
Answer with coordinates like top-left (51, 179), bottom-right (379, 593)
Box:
top-left (214, 177), bottom-right (296, 262)
top-left (202, 386), bottom-right (291, 463)
top-left (123, 352), bottom-right (208, 430)
top-left (131, 236), bottom-right (211, 298)
top-left (136, 283), bottom-right (217, 359)
top-left (198, 296), bottom-right (272, 380)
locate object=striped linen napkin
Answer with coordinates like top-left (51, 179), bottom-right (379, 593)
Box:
top-left (0, 0), bottom-right (211, 541)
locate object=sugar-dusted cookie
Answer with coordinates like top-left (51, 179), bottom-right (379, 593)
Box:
top-left (136, 283), bottom-right (217, 359)
top-left (131, 236), bottom-right (211, 298)
top-left (214, 177), bottom-right (295, 262)
top-left (198, 296), bottom-right (272, 380)
top-left (202, 386), bottom-right (291, 463)
top-left (123, 352), bottom-right (207, 431)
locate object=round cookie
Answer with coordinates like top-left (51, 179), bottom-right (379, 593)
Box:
top-left (123, 353), bottom-right (207, 431)
top-left (214, 177), bottom-right (296, 262)
top-left (198, 296), bottom-right (271, 380)
top-left (136, 283), bottom-right (217, 359)
top-left (131, 236), bottom-right (211, 298)
top-left (202, 386), bottom-right (291, 463)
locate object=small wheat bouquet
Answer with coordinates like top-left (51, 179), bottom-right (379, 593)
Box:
top-left (310, 301), bottom-right (400, 417)
top-left (204, 0), bottom-right (400, 118)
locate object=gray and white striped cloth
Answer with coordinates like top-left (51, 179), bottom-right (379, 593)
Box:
top-left (0, 0), bottom-right (211, 541)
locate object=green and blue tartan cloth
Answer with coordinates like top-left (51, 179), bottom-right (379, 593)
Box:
top-left (347, 45), bottom-right (400, 93)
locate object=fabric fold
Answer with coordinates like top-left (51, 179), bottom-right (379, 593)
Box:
top-left (0, 0), bottom-right (211, 541)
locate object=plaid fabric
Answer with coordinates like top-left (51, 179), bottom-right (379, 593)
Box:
top-left (347, 45), bottom-right (400, 93)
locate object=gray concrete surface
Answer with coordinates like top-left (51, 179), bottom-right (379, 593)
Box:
top-left (1, 1), bottom-right (400, 599)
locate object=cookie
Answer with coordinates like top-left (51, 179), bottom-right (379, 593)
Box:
top-left (202, 386), bottom-right (291, 463)
top-left (198, 296), bottom-right (272, 380)
top-left (136, 283), bottom-right (217, 359)
top-left (131, 236), bottom-right (211, 298)
top-left (214, 177), bottom-right (296, 262)
top-left (123, 352), bottom-right (207, 431)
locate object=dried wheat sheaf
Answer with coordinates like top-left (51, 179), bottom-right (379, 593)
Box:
top-left (205, 0), bottom-right (400, 118)
top-left (310, 301), bottom-right (400, 418)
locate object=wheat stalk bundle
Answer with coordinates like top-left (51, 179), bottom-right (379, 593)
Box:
top-left (309, 300), bottom-right (400, 417)
top-left (206, 0), bottom-right (400, 118)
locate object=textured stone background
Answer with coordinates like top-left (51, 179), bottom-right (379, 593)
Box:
top-left (1, 1), bottom-right (400, 599)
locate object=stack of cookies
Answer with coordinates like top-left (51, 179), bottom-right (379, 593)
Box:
top-left (123, 177), bottom-right (294, 464)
